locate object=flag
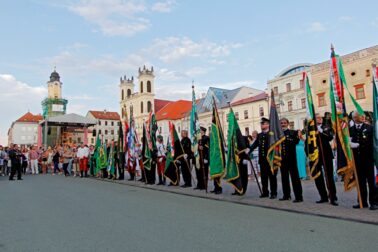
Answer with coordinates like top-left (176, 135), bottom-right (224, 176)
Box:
top-left (303, 72), bottom-right (320, 179)
top-left (118, 121), bottom-right (124, 153)
top-left (93, 135), bottom-right (101, 174)
top-left (107, 141), bottom-right (115, 176)
top-left (372, 65), bottom-right (378, 172)
top-left (209, 97), bottom-right (226, 180)
top-left (142, 123), bottom-right (152, 170)
top-left (266, 89), bottom-right (285, 173)
top-left (96, 139), bottom-right (108, 173)
top-left (330, 45), bottom-right (359, 191)
top-left (127, 115), bottom-right (136, 169)
top-left (148, 111), bottom-right (158, 151)
top-left (224, 109), bottom-right (246, 194)
top-left (190, 85), bottom-right (201, 169)
top-left (164, 122), bottom-right (181, 185)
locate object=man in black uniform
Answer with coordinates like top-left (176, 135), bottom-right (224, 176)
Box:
top-left (279, 118), bottom-right (303, 203)
top-left (195, 127), bottom-right (209, 190)
top-left (250, 118), bottom-right (277, 199)
top-left (311, 114), bottom-right (338, 206)
top-left (9, 144), bottom-right (22, 181)
top-left (180, 130), bottom-right (192, 187)
top-left (350, 112), bottom-right (377, 210)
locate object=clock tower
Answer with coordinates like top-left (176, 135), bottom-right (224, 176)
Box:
top-left (41, 68), bottom-right (68, 118)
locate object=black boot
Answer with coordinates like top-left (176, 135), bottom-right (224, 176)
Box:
top-left (80, 171), bottom-right (83, 178)
top-left (84, 171), bottom-right (88, 177)
top-left (157, 175), bottom-right (164, 185)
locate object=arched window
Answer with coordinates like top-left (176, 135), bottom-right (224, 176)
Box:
top-left (127, 89), bottom-right (131, 97)
top-left (147, 81), bottom-right (151, 93)
top-left (141, 101), bottom-right (144, 114)
top-left (121, 89), bottom-right (124, 100)
top-left (140, 81), bottom-right (143, 93)
top-left (130, 105), bottom-right (133, 116)
top-left (147, 101), bottom-right (152, 112)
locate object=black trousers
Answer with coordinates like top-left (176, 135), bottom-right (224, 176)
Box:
top-left (281, 162), bottom-right (303, 200)
top-left (314, 159), bottom-right (337, 202)
top-left (195, 163), bottom-right (209, 189)
top-left (63, 163), bottom-right (69, 176)
top-left (180, 159), bottom-right (192, 186)
top-left (146, 162), bottom-right (156, 184)
top-left (240, 162), bottom-right (248, 195)
top-left (355, 160), bottom-right (377, 206)
top-left (10, 163), bottom-right (22, 180)
top-left (260, 161), bottom-right (277, 196)
top-left (213, 177), bottom-right (222, 192)
top-left (118, 154), bottom-right (125, 180)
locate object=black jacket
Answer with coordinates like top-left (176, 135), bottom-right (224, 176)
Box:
top-left (250, 131), bottom-right (269, 165)
top-left (281, 129), bottom-right (299, 165)
top-left (349, 123), bottom-right (373, 164)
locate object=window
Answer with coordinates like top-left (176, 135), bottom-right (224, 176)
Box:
top-left (147, 101), bottom-right (152, 113)
top-left (111, 130), bottom-right (114, 135)
top-left (273, 86), bottom-right (278, 95)
top-left (111, 121), bottom-right (114, 126)
top-left (98, 130), bottom-right (101, 135)
top-left (288, 101), bottom-right (293, 111)
top-left (140, 81), bottom-right (143, 93)
top-left (105, 121), bottom-right (108, 126)
top-left (299, 79), bottom-right (304, 89)
top-left (178, 126), bottom-right (181, 133)
top-left (159, 127), bottom-right (162, 133)
top-left (244, 110), bottom-right (248, 119)
top-left (147, 81), bottom-right (151, 93)
top-left (259, 107), bottom-right (264, 117)
top-left (317, 93), bottom-right (326, 107)
top-left (99, 121), bottom-right (101, 126)
top-left (130, 105), bottom-right (133, 116)
top-left (78, 137), bottom-right (81, 143)
top-left (301, 98), bottom-right (306, 109)
top-left (245, 127), bottom-right (250, 136)
top-left (141, 102), bottom-right (144, 113)
top-left (91, 138), bottom-right (94, 144)
top-left (286, 83), bottom-right (291, 92)
top-left (289, 121), bottom-right (295, 129)
top-left (235, 112), bottom-right (239, 120)
top-left (366, 70), bottom-right (371, 77)
top-left (355, 84), bottom-right (365, 100)
top-left (105, 130), bottom-right (108, 135)
top-left (122, 89), bottom-right (124, 100)
top-left (127, 89), bottom-right (131, 97)
top-left (351, 71), bottom-right (356, 76)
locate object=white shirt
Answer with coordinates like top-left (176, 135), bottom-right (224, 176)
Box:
top-left (77, 146), bottom-right (89, 159)
top-left (156, 142), bottom-right (166, 157)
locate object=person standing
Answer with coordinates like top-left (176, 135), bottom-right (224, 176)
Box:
top-left (310, 114), bottom-right (338, 206)
top-left (156, 135), bottom-right (166, 185)
top-left (52, 147), bottom-right (61, 175)
top-left (350, 112), bottom-right (377, 210)
top-left (279, 118), bottom-right (303, 203)
top-left (0, 145), bottom-right (6, 176)
top-left (62, 145), bottom-right (73, 177)
top-left (180, 130), bottom-right (192, 188)
top-left (9, 144), bottom-right (22, 181)
top-left (77, 143), bottom-right (89, 178)
top-left (29, 146), bottom-right (39, 175)
top-left (195, 127), bottom-right (209, 190)
top-left (250, 118), bottom-right (277, 199)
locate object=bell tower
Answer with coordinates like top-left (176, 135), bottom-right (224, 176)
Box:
top-left (138, 65), bottom-right (155, 115)
top-left (41, 68), bottom-right (68, 118)
top-left (119, 75), bottom-right (135, 120)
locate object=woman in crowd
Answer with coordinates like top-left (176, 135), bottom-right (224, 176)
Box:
top-left (296, 131), bottom-right (308, 180)
top-left (62, 145), bottom-right (73, 177)
top-left (52, 146), bottom-right (61, 175)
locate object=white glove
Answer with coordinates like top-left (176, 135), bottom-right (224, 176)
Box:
top-left (350, 142), bottom-right (359, 148)
top-left (184, 154), bottom-right (188, 159)
top-left (242, 160), bottom-right (248, 165)
top-left (159, 158), bottom-right (163, 162)
top-left (317, 127), bottom-right (323, 133)
top-left (244, 149), bottom-right (250, 155)
top-left (204, 159), bottom-right (208, 164)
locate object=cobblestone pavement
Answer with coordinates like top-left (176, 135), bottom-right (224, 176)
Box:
top-left (96, 172), bottom-right (378, 225)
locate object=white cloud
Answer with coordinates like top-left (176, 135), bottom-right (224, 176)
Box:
top-left (146, 36), bottom-right (243, 63)
top-left (151, 0), bottom-right (176, 13)
top-left (0, 74), bottom-right (47, 145)
top-left (338, 16), bottom-right (353, 22)
top-left (68, 0), bottom-right (175, 36)
top-left (306, 22), bottom-right (327, 32)
top-left (372, 17), bottom-right (378, 28)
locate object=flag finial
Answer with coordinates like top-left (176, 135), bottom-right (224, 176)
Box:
top-left (192, 80), bottom-right (194, 89)
top-left (330, 43), bottom-right (335, 52)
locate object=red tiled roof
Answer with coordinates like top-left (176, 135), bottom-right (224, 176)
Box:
top-left (156, 100), bottom-right (192, 121)
top-left (89, 110), bottom-right (120, 120)
top-left (154, 99), bottom-right (172, 113)
top-left (16, 112), bottom-right (43, 123)
top-left (231, 92), bottom-right (268, 106)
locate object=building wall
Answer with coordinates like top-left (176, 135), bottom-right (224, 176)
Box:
top-left (9, 122), bottom-right (38, 146)
top-left (86, 113), bottom-right (119, 145)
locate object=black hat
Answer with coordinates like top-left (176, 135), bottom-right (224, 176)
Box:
top-left (260, 117), bottom-right (270, 124)
top-left (200, 126), bottom-right (207, 132)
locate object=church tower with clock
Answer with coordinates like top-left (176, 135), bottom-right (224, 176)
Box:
top-left (41, 68), bottom-right (68, 118)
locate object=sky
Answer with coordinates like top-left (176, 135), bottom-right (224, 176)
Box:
top-left (1, 0), bottom-right (378, 145)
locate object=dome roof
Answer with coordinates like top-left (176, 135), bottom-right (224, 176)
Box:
top-left (50, 70), bottom-right (60, 82)
top-left (276, 63), bottom-right (313, 77)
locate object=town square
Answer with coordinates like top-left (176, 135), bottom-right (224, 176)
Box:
top-left (0, 1), bottom-right (377, 251)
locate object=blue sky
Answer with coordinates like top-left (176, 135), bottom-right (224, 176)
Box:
top-left (1, 0), bottom-right (378, 144)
